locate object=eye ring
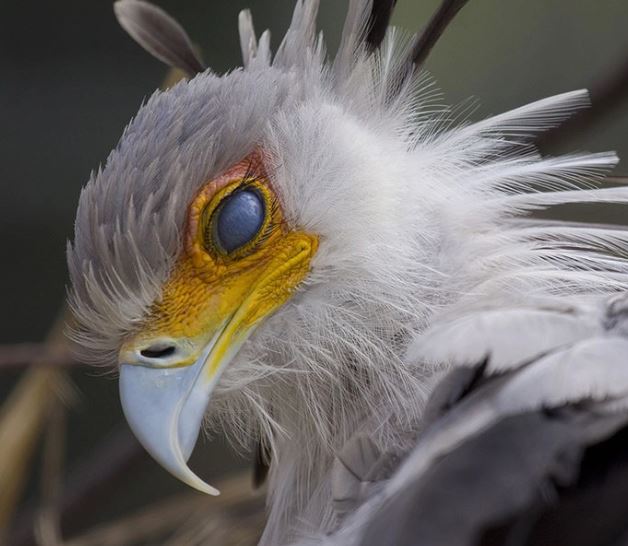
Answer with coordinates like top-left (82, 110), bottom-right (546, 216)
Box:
top-left (202, 182), bottom-right (270, 257)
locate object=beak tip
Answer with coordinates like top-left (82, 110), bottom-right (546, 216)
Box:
top-left (204, 485), bottom-right (221, 496)
top-left (119, 361), bottom-right (223, 497)
top-left (183, 472), bottom-right (221, 496)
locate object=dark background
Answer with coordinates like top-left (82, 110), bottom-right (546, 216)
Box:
top-left (1, 0), bottom-right (627, 541)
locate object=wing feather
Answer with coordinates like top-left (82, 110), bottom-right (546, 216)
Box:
top-left (409, 306), bottom-right (600, 373)
top-left (329, 294), bottom-right (628, 546)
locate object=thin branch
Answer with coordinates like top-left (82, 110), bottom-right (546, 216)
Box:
top-left (10, 426), bottom-right (146, 546)
top-left (62, 493), bottom-right (210, 546)
top-left (0, 343), bottom-right (79, 370)
top-left (0, 310), bottom-right (69, 540)
top-left (61, 472), bottom-right (262, 546)
top-left (34, 404), bottom-right (66, 546)
top-left (411, 0), bottom-right (471, 68)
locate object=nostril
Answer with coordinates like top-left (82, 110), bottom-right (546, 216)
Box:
top-left (140, 345), bottom-right (177, 360)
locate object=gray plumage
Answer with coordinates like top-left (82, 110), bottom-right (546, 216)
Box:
top-left (67, 1), bottom-right (628, 544)
top-left (361, 410), bottom-right (628, 546)
top-left (67, 67), bottom-right (296, 361)
top-left (114, 0), bottom-right (206, 75)
top-left (327, 295), bottom-right (628, 546)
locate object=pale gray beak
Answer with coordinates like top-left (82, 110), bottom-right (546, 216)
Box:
top-left (119, 327), bottom-right (251, 495)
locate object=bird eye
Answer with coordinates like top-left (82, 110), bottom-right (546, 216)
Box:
top-left (210, 188), bottom-right (266, 254)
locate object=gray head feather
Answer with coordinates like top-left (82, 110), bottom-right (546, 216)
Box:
top-left (67, 0), bottom-right (421, 363)
top-left (67, 68), bottom-right (298, 361)
top-left (114, 0), bottom-right (206, 76)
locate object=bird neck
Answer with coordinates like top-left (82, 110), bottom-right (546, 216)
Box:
top-left (260, 349), bottom-right (428, 545)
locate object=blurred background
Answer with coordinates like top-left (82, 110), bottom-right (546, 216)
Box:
top-left (1, 0), bottom-right (627, 544)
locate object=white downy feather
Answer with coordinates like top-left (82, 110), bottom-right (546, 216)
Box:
top-left (68, 1), bottom-right (628, 544)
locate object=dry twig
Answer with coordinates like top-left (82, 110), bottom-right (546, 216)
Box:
top-left (10, 426), bottom-right (146, 546)
top-left (34, 403), bottom-right (67, 546)
top-left (0, 310), bottom-right (70, 541)
top-left (0, 343), bottom-right (77, 371)
top-left (62, 472), bottom-right (263, 546)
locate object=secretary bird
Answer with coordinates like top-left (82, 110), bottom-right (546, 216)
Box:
top-left (67, 0), bottom-right (628, 544)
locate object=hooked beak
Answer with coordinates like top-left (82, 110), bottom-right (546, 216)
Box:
top-left (119, 311), bottom-right (258, 495)
top-left (118, 233), bottom-right (318, 495)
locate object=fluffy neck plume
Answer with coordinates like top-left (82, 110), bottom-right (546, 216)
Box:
top-left (200, 3), bottom-right (628, 544)
top-left (70, 1), bottom-right (628, 544)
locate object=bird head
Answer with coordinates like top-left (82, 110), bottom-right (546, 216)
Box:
top-left (68, 0), bottom-right (439, 494)
top-left (67, 0), bottom-right (623, 504)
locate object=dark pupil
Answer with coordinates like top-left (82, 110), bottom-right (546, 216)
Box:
top-left (214, 189), bottom-right (265, 253)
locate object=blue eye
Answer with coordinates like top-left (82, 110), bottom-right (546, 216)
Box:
top-left (213, 189), bottom-right (266, 253)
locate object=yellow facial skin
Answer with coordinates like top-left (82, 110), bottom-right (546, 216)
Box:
top-left (117, 152), bottom-right (318, 495)
top-left (121, 154), bottom-right (319, 376)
